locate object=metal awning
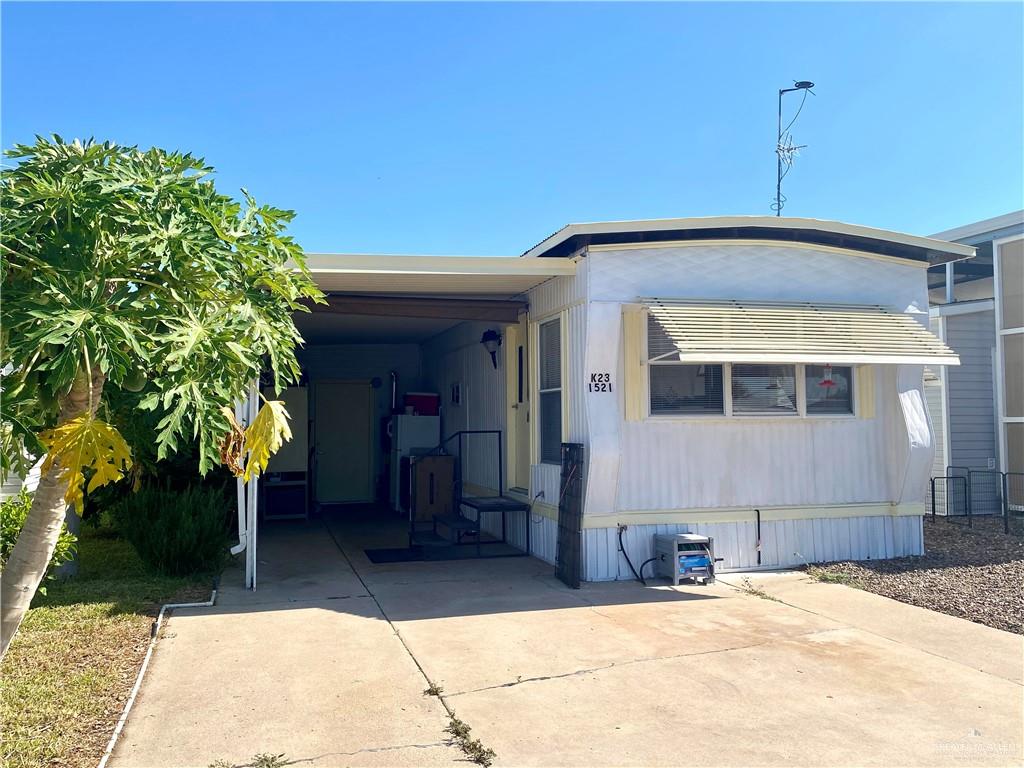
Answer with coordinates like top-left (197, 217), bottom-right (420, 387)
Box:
top-left (644, 298), bottom-right (960, 366)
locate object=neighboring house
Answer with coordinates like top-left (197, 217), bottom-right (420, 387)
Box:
top-left (233, 216), bottom-right (970, 587)
top-left (925, 211), bottom-right (1024, 512)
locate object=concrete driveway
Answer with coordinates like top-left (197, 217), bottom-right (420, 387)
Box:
top-left (111, 516), bottom-right (1023, 768)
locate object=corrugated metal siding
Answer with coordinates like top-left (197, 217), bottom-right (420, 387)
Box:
top-left (565, 303), bottom-right (588, 442)
top-left (583, 515), bottom-right (924, 581)
top-left (924, 375), bottom-right (946, 512)
top-left (422, 322), bottom-right (506, 493)
top-left (524, 266), bottom-right (588, 504)
top-left (530, 515), bottom-right (559, 565)
top-left (420, 320), bottom-right (561, 569)
top-left (527, 265), bottom-right (587, 319)
top-left (616, 414), bottom-right (892, 510)
top-left (945, 310), bottom-right (998, 470)
top-left (530, 463), bottom-right (561, 506)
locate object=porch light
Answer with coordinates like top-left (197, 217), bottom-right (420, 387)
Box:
top-left (480, 329), bottom-right (502, 369)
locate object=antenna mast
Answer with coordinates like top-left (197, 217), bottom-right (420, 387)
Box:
top-left (772, 80), bottom-right (815, 216)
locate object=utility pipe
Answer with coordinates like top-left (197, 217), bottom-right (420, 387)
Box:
top-left (230, 401), bottom-right (248, 557)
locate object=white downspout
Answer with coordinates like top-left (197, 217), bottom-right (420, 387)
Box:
top-left (229, 380), bottom-right (260, 592)
top-left (229, 400), bottom-right (248, 557)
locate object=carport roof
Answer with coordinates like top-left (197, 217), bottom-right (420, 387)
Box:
top-left (304, 253), bottom-right (576, 296)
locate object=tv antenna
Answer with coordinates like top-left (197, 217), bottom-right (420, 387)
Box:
top-left (772, 80), bottom-right (815, 216)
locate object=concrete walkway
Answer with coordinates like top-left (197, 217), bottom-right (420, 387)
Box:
top-left (112, 515), bottom-right (1024, 767)
top-left (110, 522), bottom-right (465, 768)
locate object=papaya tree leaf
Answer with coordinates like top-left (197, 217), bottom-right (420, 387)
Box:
top-left (39, 415), bottom-right (133, 512)
top-left (242, 399), bottom-right (291, 482)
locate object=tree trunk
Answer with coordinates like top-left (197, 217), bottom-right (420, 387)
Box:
top-left (1, 368), bottom-right (105, 658)
top-left (53, 507), bottom-right (82, 579)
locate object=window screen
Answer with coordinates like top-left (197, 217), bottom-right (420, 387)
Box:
top-left (649, 365), bottom-right (724, 415)
top-left (731, 364), bottom-right (797, 415)
top-left (539, 319), bottom-right (561, 390)
top-left (539, 392), bottom-right (562, 463)
top-left (805, 365), bottom-right (853, 415)
top-left (539, 318), bottom-right (562, 463)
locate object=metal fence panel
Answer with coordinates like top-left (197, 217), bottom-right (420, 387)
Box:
top-left (968, 470), bottom-right (1004, 516)
top-left (1007, 473), bottom-right (1024, 536)
top-left (930, 476), bottom-right (970, 523)
top-left (930, 469), bottom-right (1023, 536)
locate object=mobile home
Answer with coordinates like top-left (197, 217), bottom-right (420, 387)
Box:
top-left (246, 216), bottom-right (971, 587)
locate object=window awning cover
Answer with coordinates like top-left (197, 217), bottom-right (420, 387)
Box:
top-left (644, 298), bottom-right (960, 366)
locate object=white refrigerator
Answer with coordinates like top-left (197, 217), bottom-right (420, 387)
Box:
top-left (389, 415), bottom-right (441, 511)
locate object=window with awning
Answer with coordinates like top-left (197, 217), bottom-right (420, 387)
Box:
top-left (645, 298), bottom-right (959, 367)
top-left (621, 299), bottom-right (956, 422)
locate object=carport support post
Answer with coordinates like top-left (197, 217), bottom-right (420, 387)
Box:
top-left (244, 379), bottom-right (259, 591)
top-left (246, 474), bottom-right (259, 590)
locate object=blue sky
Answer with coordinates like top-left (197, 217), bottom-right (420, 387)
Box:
top-left (3, 2), bottom-right (1022, 254)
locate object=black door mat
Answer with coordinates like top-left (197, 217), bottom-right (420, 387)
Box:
top-left (365, 543), bottom-right (526, 564)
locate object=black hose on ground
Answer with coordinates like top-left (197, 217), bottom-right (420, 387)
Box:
top-left (638, 557), bottom-right (659, 584)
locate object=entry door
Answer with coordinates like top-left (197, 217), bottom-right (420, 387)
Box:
top-left (315, 381), bottom-right (374, 503)
top-left (506, 315), bottom-right (531, 491)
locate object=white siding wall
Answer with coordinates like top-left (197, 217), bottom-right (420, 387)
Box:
top-left (583, 515), bottom-right (924, 581)
top-left (421, 321), bottom-right (506, 494)
top-left (420, 320), bottom-right (561, 565)
top-left (573, 243), bottom-right (931, 579)
top-left (583, 244), bottom-right (930, 517)
top-left (615, 406), bottom-right (894, 511)
top-left (925, 374), bottom-right (946, 513)
top-left (588, 243), bottom-right (929, 310)
top-left (525, 265), bottom-right (589, 505)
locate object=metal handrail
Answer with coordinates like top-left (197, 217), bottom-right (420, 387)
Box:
top-left (439, 430), bottom-right (504, 501)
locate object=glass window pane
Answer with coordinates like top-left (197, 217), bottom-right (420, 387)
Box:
top-left (649, 365), bottom-right (724, 415)
top-left (732, 364), bottom-right (797, 415)
top-left (805, 365), bottom-right (854, 415)
top-left (539, 391), bottom-right (562, 463)
top-left (539, 319), bottom-right (561, 390)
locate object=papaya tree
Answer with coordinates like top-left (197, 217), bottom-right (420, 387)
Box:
top-left (0, 136), bottom-right (323, 657)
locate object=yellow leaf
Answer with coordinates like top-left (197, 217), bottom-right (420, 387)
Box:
top-left (40, 415), bottom-right (133, 512)
top-left (242, 400), bottom-right (291, 482)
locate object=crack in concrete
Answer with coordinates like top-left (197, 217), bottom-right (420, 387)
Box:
top-left (446, 638), bottom-right (778, 698)
top-left (321, 520), bottom-right (500, 764)
top-left (279, 741), bottom-right (451, 765)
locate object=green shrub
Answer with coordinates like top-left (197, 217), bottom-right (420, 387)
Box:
top-left (0, 488), bottom-right (77, 579)
top-left (111, 483), bottom-right (232, 576)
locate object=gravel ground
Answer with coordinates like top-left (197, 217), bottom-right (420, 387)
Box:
top-left (806, 516), bottom-right (1024, 634)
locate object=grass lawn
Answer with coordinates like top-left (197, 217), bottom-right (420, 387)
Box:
top-left (1, 525), bottom-right (212, 768)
